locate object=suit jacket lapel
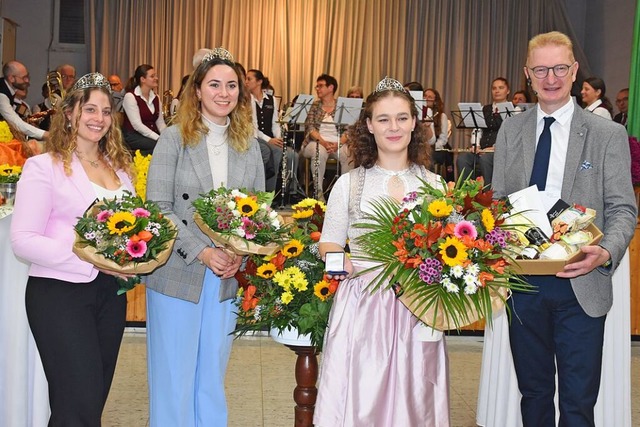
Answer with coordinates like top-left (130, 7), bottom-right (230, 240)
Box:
top-left (188, 137), bottom-right (214, 191)
top-left (69, 155), bottom-right (101, 208)
top-left (561, 109), bottom-right (587, 197)
top-left (226, 145), bottom-right (246, 188)
top-left (522, 111), bottom-right (538, 185)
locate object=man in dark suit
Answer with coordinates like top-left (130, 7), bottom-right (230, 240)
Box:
top-left (613, 87), bottom-right (629, 127)
top-left (492, 31), bottom-right (637, 426)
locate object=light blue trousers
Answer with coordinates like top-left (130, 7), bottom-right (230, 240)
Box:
top-left (146, 270), bottom-right (237, 427)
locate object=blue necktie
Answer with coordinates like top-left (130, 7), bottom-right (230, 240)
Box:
top-left (529, 116), bottom-right (556, 190)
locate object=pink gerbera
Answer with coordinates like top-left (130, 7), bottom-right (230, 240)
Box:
top-left (241, 217), bottom-right (258, 240)
top-left (96, 210), bottom-right (113, 222)
top-left (126, 239), bottom-right (147, 258)
top-left (132, 208), bottom-right (151, 218)
top-left (454, 220), bottom-right (478, 240)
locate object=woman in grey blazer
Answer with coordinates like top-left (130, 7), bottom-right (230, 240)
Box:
top-left (145, 48), bottom-right (265, 427)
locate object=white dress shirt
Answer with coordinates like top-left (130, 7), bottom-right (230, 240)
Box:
top-left (122, 86), bottom-right (167, 140)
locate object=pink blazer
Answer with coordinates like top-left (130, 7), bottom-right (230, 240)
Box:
top-left (10, 153), bottom-right (134, 283)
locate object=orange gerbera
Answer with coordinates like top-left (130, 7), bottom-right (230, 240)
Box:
top-left (478, 272), bottom-right (494, 287)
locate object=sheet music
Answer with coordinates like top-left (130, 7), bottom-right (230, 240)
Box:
top-left (496, 101), bottom-right (516, 118)
top-left (283, 94), bottom-right (315, 124)
top-left (335, 97), bottom-right (364, 126)
top-left (457, 102), bottom-right (486, 128)
top-left (409, 91), bottom-right (427, 120)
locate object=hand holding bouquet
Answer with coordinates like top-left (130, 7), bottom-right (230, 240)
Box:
top-left (73, 191), bottom-right (177, 294)
top-left (193, 187), bottom-right (288, 256)
top-left (355, 177), bottom-right (531, 330)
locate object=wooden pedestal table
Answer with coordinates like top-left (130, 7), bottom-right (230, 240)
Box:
top-left (271, 327), bottom-right (318, 427)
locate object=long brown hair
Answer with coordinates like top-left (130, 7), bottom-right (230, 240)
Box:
top-left (348, 89), bottom-right (430, 169)
top-left (48, 86), bottom-right (133, 177)
top-left (175, 58), bottom-right (253, 151)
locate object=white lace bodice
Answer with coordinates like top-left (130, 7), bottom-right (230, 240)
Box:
top-left (320, 165), bottom-right (442, 257)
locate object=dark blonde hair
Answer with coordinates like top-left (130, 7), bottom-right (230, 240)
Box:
top-left (348, 89), bottom-right (430, 169)
top-left (527, 31), bottom-right (575, 64)
top-left (175, 57), bottom-right (253, 151)
top-left (48, 86), bottom-right (133, 178)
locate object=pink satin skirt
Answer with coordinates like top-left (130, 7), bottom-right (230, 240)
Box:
top-left (313, 266), bottom-right (451, 426)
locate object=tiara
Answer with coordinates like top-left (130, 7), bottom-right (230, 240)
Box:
top-left (201, 47), bottom-right (235, 64)
top-left (375, 76), bottom-right (405, 93)
top-left (70, 73), bottom-right (111, 93)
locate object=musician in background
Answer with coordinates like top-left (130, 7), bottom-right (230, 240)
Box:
top-left (246, 68), bottom-right (297, 193)
top-left (302, 73), bottom-right (353, 201)
top-left (56, 64), bottom-right (76, 91)
top-left (0, 61), bottom-right (48, 140)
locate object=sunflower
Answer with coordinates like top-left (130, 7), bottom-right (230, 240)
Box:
top-left (236, 196), bottom-right (259, 217)
top-left (314, 280), bottom-right (331, 301)
top-left (292, 209), bottom-right (314, 219)
top-left (439, 236), bottom-right (468, 266)
top-left (256, 263), bottom-right (277, 279)
top-left (281, 239), bottom-right (304, 258)
top-left (428, 199), bottom-right (453, 218)
top-left (481, 208), bottom-right (495, 232)
top-left (106, 211), bottom-right (137, 235)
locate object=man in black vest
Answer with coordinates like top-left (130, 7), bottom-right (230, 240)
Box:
top-left (0, 61), bottom-right (48, 140)
top-left (613, 88), bottom-right (629, 128)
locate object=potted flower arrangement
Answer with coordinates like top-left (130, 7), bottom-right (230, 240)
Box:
top-left (354, 177), bottom-right (530, 331)
top-left (132, 150), bottom-right (152, 200)
top-left (235, 198), bottom-right (338, 350)
top-left (0, 164), bottom-right (21, 206)
top-left (193, 187), bottom-right (289, 255)
top-left (73, 191), bottom-right (177, 294)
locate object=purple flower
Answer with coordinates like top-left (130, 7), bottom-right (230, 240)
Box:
top-left (486, 228), bottom-right (508, 248)
top-left (126, 239), bottom-right (147, 258)
top-left (454, 220), bottom-right (478, 240)
top-left (132, 208), bottom-right (151, 218)
top-left (402, 191), bottom-right (418, 203)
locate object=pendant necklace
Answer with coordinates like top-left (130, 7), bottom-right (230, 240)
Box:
top-left (75, 151), bottom-right (101, 168)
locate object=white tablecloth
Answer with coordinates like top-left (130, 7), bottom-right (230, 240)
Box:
top-left (477, 251), bottom-right (632, 427)
top-left (0, 212), bottom-right (50, 426)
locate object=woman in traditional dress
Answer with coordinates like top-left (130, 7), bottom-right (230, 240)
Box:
top-left (314, 77), bottom-right (450, 427)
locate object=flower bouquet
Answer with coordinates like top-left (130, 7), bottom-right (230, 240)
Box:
top-left (354, 177), bottom-right (530, 331)
top-left (193, 187), bottom-right (288, 256)
top-left (73, 191), bottom-right (177, 294)
top-left (234, 198), bottom-right (338, 350)
top-left (0, 164), bottom-right (21, 183)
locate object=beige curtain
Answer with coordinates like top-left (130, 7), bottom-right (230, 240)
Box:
top-left (87, 0), bottom-right (586, 148)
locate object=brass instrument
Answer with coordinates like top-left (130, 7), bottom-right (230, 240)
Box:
top-left (26, 71), bottom-right (64, 126)
top-left (162, 89), bottom-right (174, 124)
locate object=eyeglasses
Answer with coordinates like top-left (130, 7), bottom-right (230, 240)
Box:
top-left (527, 63), bottom-right (575, 79)
top-left (61, 74), bottom-right (76, 80)
top-left (615, 97), bottom-right (629, 104)
top-left (14, 74), bottom-right (30, 81)
top-left (315, 83), bottom-right (327, 90)
top-left (109, 82), bottom-right (120, 87)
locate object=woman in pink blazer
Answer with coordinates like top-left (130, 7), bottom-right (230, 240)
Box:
top-left (10, 73), bottom-right (134, 427)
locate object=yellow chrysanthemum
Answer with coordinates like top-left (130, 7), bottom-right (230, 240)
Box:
top-left (292, 198), bottom-right (326, 211)
top-left (481, 208), bottom-right (495, 232)
top-left (0, 122), bottom-right (14, 143)
top-left (273, 270), bottom-right (293, 291)
top-left (236, 197), bottom-right (259, 217)
top-left (428, 199), bottom-right (453, 218)
top-left (281, 239), bottom-right (304, 258)
top-left (281, 291), bottom-right (294, 305)
top-left (439, 236), bottom-right (468, 266)
top-left (256, 263), bottom-right (276, 279)
top-left (133, 150), bottom-right (151, 200)
top-left (291, 209), bottom-right (314, 219)
top-left (314, 280), bottom-right (331, 301)
top-left (291, 270), bottom-right (309, 291)
top-left (106, 211), bottom-right (137, 235)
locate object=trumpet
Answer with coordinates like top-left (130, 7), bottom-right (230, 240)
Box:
top-left (46, 71), bottom-right (65, 106)
top-left (162, 89), bottom-right (174, 123)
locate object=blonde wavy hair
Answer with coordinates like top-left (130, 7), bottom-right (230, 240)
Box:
top-left (175, 58), bottom-right (253, 151)
top-left (47, 86), bottom-right (133, 178)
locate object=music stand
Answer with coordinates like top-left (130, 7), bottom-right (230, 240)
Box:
top-left (496, 101), bottom-right (517, 119)
top-left (276, 95), bottom-right (314, 208)
top-left (451, 102), bottom-right (488, 178)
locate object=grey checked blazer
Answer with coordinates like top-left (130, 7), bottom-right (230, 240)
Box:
top-left (492, 105), bottom-right (637, 317)
top-left (145, 125), bottom-right (265, 303)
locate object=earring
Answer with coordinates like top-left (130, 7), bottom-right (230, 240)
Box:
top-left (66, 121), bottom-right (72, 131)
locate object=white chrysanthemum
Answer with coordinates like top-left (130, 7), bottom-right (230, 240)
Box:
top-left (441, 276), bottom-right (459, 293)
top-left (269, 210), bottom-right (278, 219)
top-left (466, 263), bottom-right (480, 276)
top-left (227, 201), bottom-right (236, 210)
top-left (464, 283), bottom-right (478, 295)
top-left (463, 274), bottom-right (478, 287)
top-left (450, 265), bottom-right (464, 278)
top-left (234, 227), bottom-right (246, 238)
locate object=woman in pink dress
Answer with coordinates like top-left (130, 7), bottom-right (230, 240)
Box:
top-left (313, 77), bottom-right (450, 427)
